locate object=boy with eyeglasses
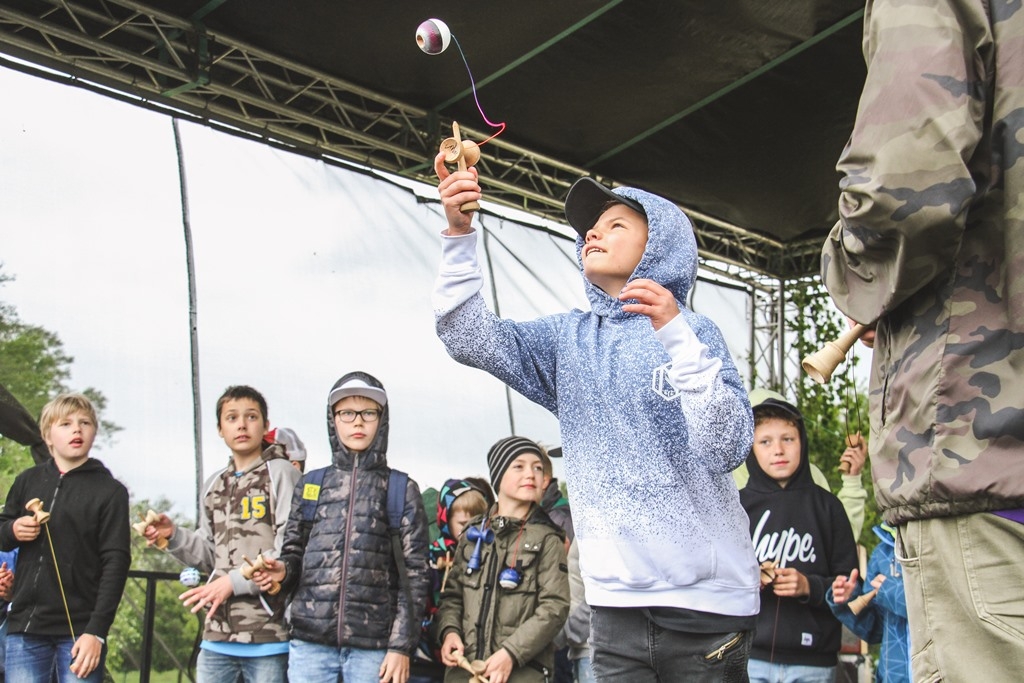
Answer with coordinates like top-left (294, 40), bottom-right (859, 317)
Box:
top-left (254, 372), bottom-right (431, 683)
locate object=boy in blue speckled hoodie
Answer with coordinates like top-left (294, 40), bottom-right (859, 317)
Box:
top-left (432, 157), bottom-right (759, 683)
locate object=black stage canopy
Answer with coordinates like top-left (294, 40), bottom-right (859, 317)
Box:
top-left (0, 0), bottom-right (867, 279)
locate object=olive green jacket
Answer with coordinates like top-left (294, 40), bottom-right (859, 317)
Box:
top-left (437, 505), bottom-right (569, 681)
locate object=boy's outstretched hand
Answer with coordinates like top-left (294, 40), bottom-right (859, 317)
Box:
top-left (619, 279), bottom-right (680, 331)
top-left (142, 513), bottom-right (175, 547)
top-left (831, 568), bottom-right (860, 604)
top-left (179, 574), bottom-right (233, 620)
top-left (435, 151), bottom-right (479, 236)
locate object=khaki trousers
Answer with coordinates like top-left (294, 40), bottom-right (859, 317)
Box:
top-left (897, 513), bottom-right (1024, 682)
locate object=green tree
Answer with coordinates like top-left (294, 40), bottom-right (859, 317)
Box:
top-left (0, 265), bottom-right (120, 492)
top-left (788, 278), bottom-right (880, 548)
top-left (108, 497), bottom-right (201, 679)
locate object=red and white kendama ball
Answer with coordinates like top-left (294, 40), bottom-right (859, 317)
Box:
top-left (416, 18), bottom-right (452, 55)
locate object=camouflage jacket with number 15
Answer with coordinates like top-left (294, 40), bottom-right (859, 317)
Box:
top-left (166, 444), bottom-right (300, 643)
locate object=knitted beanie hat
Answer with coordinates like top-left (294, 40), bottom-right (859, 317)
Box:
top-left (487, 436), bottom-right (542, 490)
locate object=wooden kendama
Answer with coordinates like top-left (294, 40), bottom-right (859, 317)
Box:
top-left (759, 560), bottom-right (777, 589)
top-left (457, 655), bottom-right (490, 683)
top-left (847, 587), bottom-right (877, 615)
top-left (434, 552), bottom-right (455, 593)
top-left (438, 121), bottom-right (481, 214)
top-left (132, 509), bottom-right (168, 549)
top-left (240, 554), bottom-right (280, 595)
top-left (25, 498), bottom-right (50, 524)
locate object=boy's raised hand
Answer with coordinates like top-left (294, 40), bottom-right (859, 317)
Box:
top-left (250, 556), bottom-right (286, 592)
top-left (840, 433), bottom-right (866, 476)
top-left (619, 279), bottom-right (680, 331)
top-left (434, 151), bottom-right (479, 236)
top-left (831, 568), bottom-right (859, 604)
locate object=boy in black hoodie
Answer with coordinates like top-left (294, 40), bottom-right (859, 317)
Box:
top-left (739, 398), bottom-right (857, 683)
top-left (0, 393), bottom-right (130, 683)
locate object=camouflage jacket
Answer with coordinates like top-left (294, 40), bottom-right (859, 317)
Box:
top-left (167, 445), bottom-right (300, 643)
top-left (278, 372), bottom-right (431, 654)
top-left (436, 506), bottom-right (569, 678)
top-left (821, 0), bottom-right (1024, 524)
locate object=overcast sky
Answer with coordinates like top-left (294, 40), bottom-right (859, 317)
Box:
top-left (0, 63), bottom-right (755, 520)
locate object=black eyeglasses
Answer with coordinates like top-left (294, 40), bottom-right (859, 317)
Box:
top-left (334, 409), bottom-right (381, 423)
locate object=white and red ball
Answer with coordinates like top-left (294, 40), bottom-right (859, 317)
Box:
top-left (416, 18), bottom-right (452, 55)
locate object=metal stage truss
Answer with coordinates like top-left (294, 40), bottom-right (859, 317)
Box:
top-left (0, 0), bottom-right (823, 386)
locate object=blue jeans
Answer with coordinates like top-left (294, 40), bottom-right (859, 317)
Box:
top-left (573, 655), bottom-right (597, 683)
top-left (288, 638), bottom-right (387, 683)
top-left (196, 649), bottom-right (287, 682)
top-left (5, 633), bottom-right (105, 683)
top-left (747, 659), bottom-right (834, 683)
top-left (590, 606), bottom-right (751, 682)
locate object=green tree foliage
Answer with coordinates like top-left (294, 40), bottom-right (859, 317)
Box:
top-left (0, 265), bottom-right (120, 492)
top-left (787, 278), bottom-right (879, 548)
top-left (108, 497), bottom-right (201, 678)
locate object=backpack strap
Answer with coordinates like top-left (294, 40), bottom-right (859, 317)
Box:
top-left (387, 469), bottom-right (415, 647)
top-left (298, 466), bottom-right (328, 523)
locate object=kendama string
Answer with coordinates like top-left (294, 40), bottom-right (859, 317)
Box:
top-left (42, 522), bottom-right (77, 641)
top-left (449, 34), bottom-right (506, 146)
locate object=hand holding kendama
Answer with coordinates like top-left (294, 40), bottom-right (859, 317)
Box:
top-left (132, 509), bottom-right (169, 549)
top-left (25, 497), bottom-right (50, 524)
top-left (437, 121), bottom-right (481, 214)
top-left (240, 554), bottom-right (280, 595)
top-left (839, 432), bottom-right (866, 475)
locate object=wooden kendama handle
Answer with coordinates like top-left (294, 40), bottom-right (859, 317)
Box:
top-left (25, 498), bottom-right (51, 525)
top-left (848, 588), bottom-right (877, 615)
top-left (437, 121), bottom-right (480, 214)
top-left (759, 560), bottom-right (777, 588)
top-left (241, 554), bottom-right (281, 595)
top-left (132, 509), bottom-right (168, 549)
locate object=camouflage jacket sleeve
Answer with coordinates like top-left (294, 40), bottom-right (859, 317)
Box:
top-left (165, 471), bottom-right (219, 573)
top-left (821, 0), bottom-right (989, 323)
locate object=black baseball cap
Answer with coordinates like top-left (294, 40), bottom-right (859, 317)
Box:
top-left (564, 177), bottom-right (646, 238)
